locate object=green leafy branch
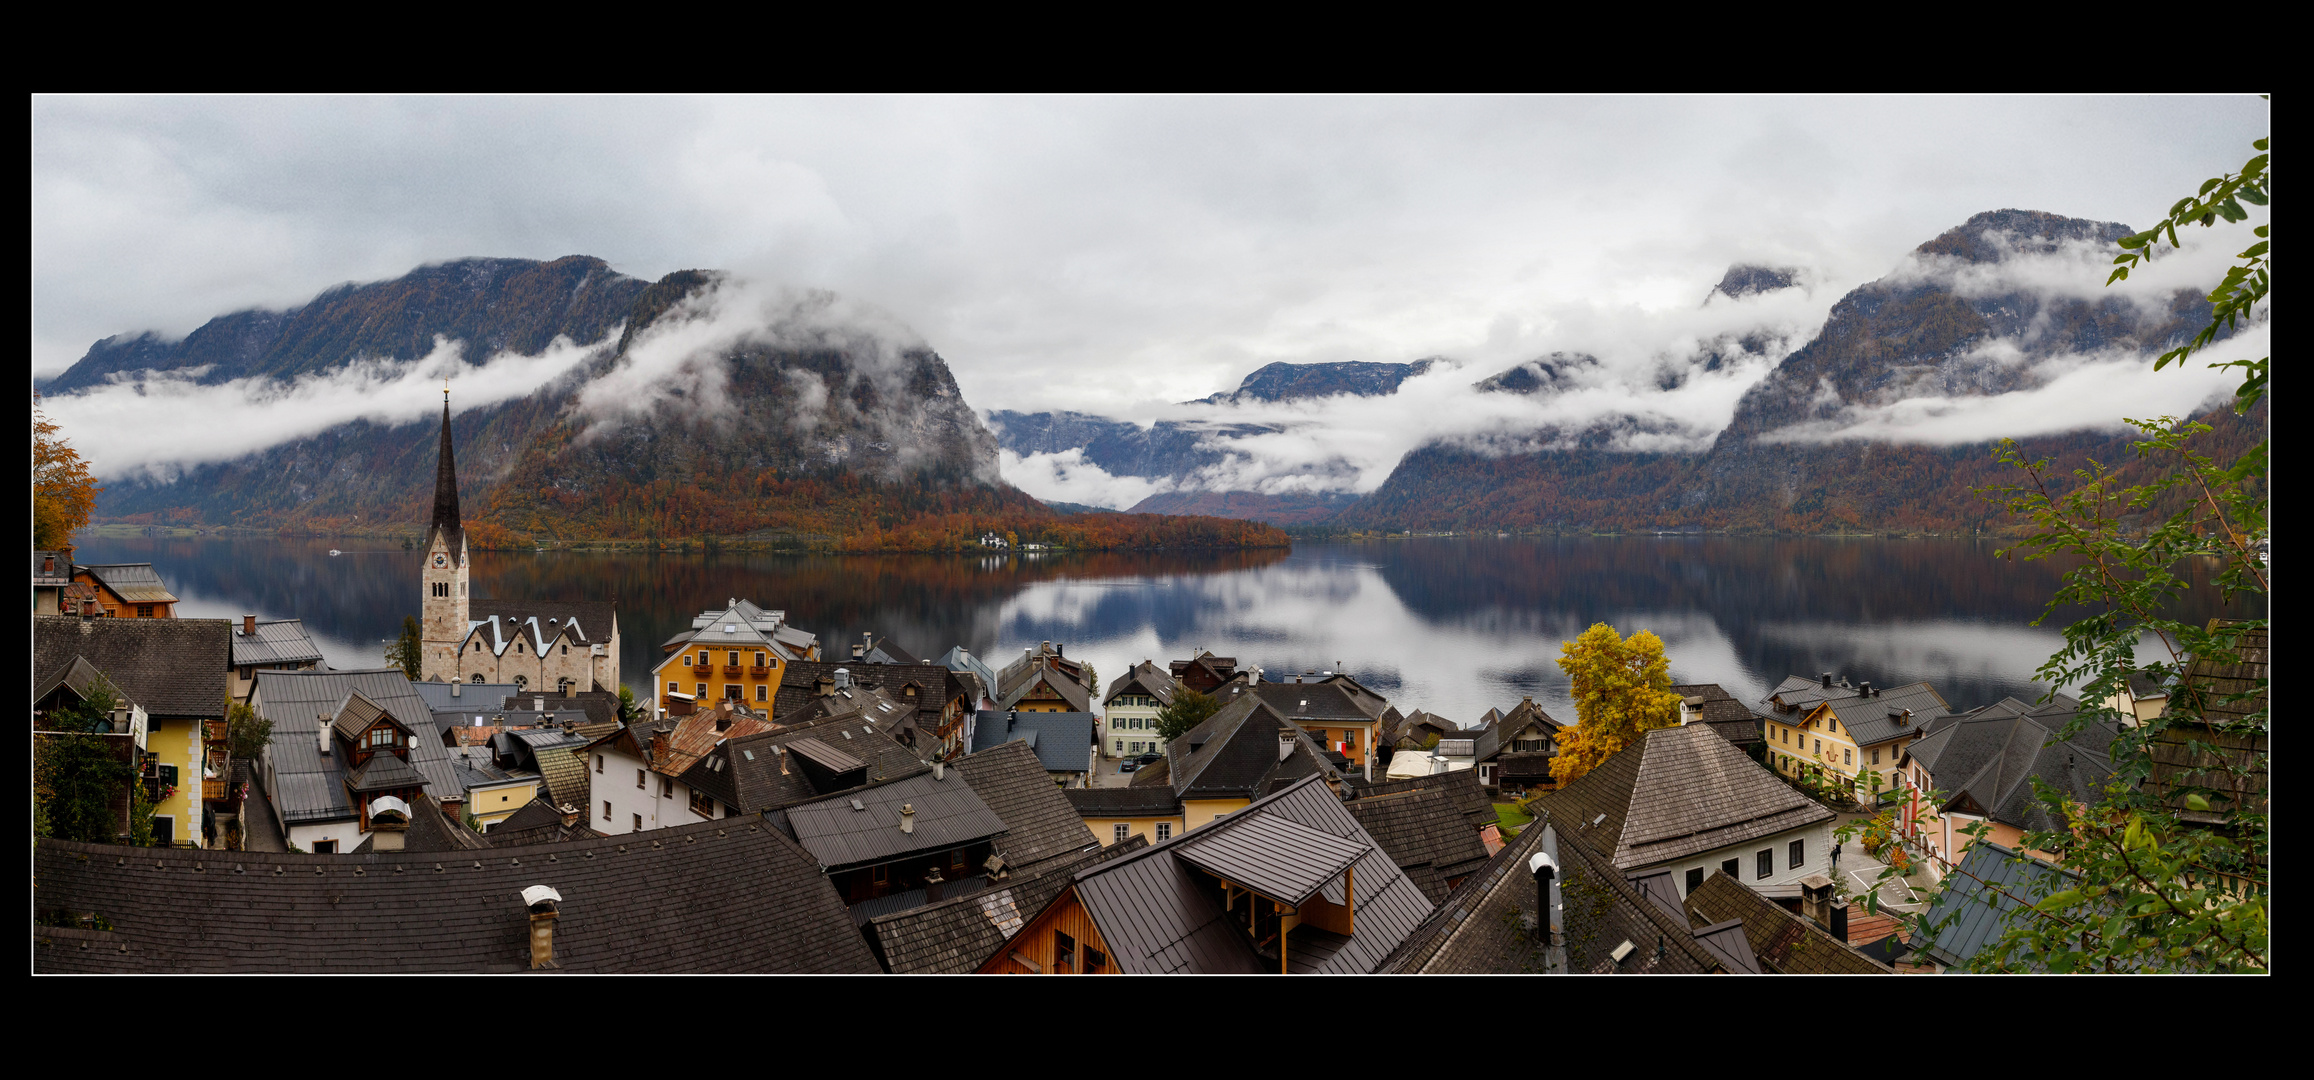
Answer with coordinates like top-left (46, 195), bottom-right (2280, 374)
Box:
top-left (2106, 134), bottom-right (2270, 411)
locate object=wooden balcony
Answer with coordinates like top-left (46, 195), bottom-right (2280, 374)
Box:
top-left (749, 666), bottom-right (772, 679)
top-left (691, 664), bottom-right (714, 676)
top-left (722, 665), bottom-right (743, 677)
top-left (203, 777), bottom-right (228, 802)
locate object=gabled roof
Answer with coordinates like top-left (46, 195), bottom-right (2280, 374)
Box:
top-left (1161, 692), bottom-right (1343, 800)
top-left (1763, 676), bottom-right (1950, 746)
top-left (35, 550), bottom-right (74, 587)
top-left (232, 619), bottom-right (325, 667)
top-left (34, 816), bottom-right (878, 973)
top-left (349, 792), bottom-right (490, 853)
top-left (937, 647), bottom-right (998, 704)
top-left (711, 714), bottom-right (925, 813)
top-left (951, 740), bottom-right (1102, 871)
top-left (860, 632), bottom-right (918, 665)
top-left (1355, 770), bottom-right (1496, 833)
top-left (1382, 807), bottom-right (1726, 974)
top-left (868, 837), bottom-right (1144, 974)
top-left (331, 689), bottom-right (406, 743)
top-left (784, 769), bottom-right (1008, 872)
top-left (1104, 660), bottom-right (1178, 706)
top-left (1539, 724), bottom-right (1831, 872)
top-left (33, 655), bottom-right (111, 715)
top-left (34, 615), bottom-right (229, 719)
top-left (344, 750), bottom-right (427, 793)
top-left (463, 602), bottom-right (617, 665)
top-left (777, 659), bottom-right (955, 736)
top-left (253, 667), bottom-right (464, 824)
top-left (996, 657), bottom-right (1093, 712)
top-left (483, 799), bottom-right (603, 848)
top-left (1253, 680), bottom-right (1378, 724)
top-left (1054, 773), bottom-right (1432, 974)
top-left (1917, 842), bottom-right (2068, 970)
top-left (1682, 871), bottom-right (1892, 974)
top-left (1672, 683), bottom-right (1760, 746)
top-left (74, 563), bottom-right (179, 604)
top-left (1176, 811), bottom-right (1367, 906)
top-left (971, 710), bottom-right (1097, 775)
top-left (1909, 697), bottom-right (2118, 833)
top-left (1346, 784), bottom-right (1494, 902)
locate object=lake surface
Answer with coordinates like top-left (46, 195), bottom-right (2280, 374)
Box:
top-left (72, 535), bottom-right (2260, 728)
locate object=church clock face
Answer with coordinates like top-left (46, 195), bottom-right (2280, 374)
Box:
top-left (433, 554), bottom-right (447, 569)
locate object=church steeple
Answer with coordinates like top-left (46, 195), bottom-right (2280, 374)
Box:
top-left (430, 387), bottom-right (462, 545)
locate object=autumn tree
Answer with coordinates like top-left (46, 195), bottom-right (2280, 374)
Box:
top-left (34, 404), bottom-right (103, 548)
top-left (1549, 623), bottom-right (1681, 785)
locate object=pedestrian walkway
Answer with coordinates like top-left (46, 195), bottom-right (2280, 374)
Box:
top-left (1833, 811), bottom-right (1929, 916)
top-left (240, 782), bottom-right (287, 852)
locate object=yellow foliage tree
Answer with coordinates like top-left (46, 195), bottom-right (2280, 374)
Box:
top-left (1548, 623), bottom-right (1681, 785)
top-left (34, 405), bottom-right (103, 549)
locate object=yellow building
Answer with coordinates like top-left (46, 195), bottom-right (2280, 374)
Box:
top-left (33, 615), bottom-right (231, 848)
top-left (1093, 691), bottom-right (1349, 838)
top-left (1758, 675), bottom-right (1950, 801)
top-left (1064, 789), bottom-right (1184, 846)
top-left (653, 600), bottom-right (820, 716)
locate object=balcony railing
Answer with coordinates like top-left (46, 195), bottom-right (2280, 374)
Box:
top-left (750, 666), bottom-right (772, 678)
top-left (722, 665), bottom-right (743, 677)
top-left (203, 778), bottom-right (228, 802)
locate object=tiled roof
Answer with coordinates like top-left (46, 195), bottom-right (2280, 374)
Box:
top-left (1055, 773), bottom-right (1431, 974)
top-left (1673, 683), bottom-right (1761, 745)
top-left (76, 563), bottom-right (179, 604)
top-left (1539, 724), bottom-right (1830, 872)
top-left (32, 816), bottom-right (878, 973)
top-left (1912, 697), bottom-right (2119, 833)
top-left (997, 659), bottom-right (1093, 713)
top-left (231, 619), bottom-right (325, 667)
top-left (777, 659), bottom-right (957, 739)
top-left (1764, 676), bottom-right (1951, 747)
top-left (34, 615), bottom-right (229, 719)
top-left (1254, 680), bottom-right (1376, 723)
top-left (1355, 769), bottom-right (1495, 831)
top-left (970, 710), bottom-right (1097, 775)
top-left (784, 769), bottom-right (1008, 872)
top-left (1382, 807), bottom-right (1726, 974)
top-left (1682, 872), bottom-right (1892, 974)
top-left (869, 838), bottom-right (1144, 973)
top-left (715, 714), bottom-right (926, 813)
top-left (952, 741), bottom-right (1102, 871)
top-left (1065, 787), bottom-right (1186, 818)
top-left (1347, 785), bottom-right (1493, 902)
top-left (255, 668), bottom-right (465, 824)
top-left (2150, 622), bottom-right (2268, 823)
top-left (349, 792), bottom-right (489, 853)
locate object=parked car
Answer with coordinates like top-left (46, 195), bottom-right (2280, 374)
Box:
top-left (1136, 753), bottom-right (1161, 765)
top-left (1119, 760), bottom-right (1138, 773)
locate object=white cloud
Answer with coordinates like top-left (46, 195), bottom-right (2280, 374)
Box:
top-left (999, 448), bottom-right (1174, 509)
top-left (42, 332), bottom-right (607, 479)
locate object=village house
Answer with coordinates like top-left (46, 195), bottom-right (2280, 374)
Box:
top-left (1130, 688), bottom-right (1348, 830)
top-left (997, 641), bottom-right (1095, 714)
top-left (229, 615), bottom-right (324, 704)
top-left (656, 600), bottom-right (819, 715)
top-left (1167, 650), bottom-right (1243, 694)
top-left (250, 667), bottom-right (466, 853)
top-left (1537, 723), bottom-right (1837, 903)
top-left (1897, 695), bottom-right (2120, 875)
top-left (70, 563), bottom-right (179, 618)
top-left (1757, 674), bottom-right (1949, 802)
top-left (1481, 696), bottom-right (1563, 794)
top-left (1066, 787), bottom-right (1186, 847)
top-left (35, 549), bottom-right (74, 614)
top-left (1100, 660), bottom-right (1176, 760)
top-left (778, 655), bottom-right (975, 758)
top-left (1672, 682), bottom-right (1763, 758)
top-left (584, 701), bottom-right (778, 834)
top-left (414, 393), bottom-right (622, 694)
top-left (35, 615), bottom-right (230, 848)
top-left (1253, 675), bottom-right (1385, 780)
top-left (980, 772), bottom-right (1434, 973)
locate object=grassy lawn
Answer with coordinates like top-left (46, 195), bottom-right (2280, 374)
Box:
top-left (1494, 801), bottom-right (1533, 833)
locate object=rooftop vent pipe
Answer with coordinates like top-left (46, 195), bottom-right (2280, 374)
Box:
top-left (900, 803), bottom-right (916, 835)
top-left (1821, 672), bottom-right (1835, 689)
top-left (1528, 849), bottom-right (1558, 939)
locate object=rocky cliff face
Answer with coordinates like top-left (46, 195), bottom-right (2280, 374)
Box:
top-left (58, 258), bottom-right (1011, 532)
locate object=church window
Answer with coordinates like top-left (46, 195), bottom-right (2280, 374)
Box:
top-left (471, 673), bottom-right (484, 684)
top-left (562, 644), bottom-right (568, 655)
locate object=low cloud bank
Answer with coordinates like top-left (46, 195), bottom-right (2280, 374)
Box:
top-left (44, 333), bottom-right (608, 480)
top-left (1000, 448), bottom-right (1176, 509)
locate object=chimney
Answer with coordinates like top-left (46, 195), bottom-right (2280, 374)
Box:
top-left (924, 864), bottom-right (945, 903)
top-left (534, 697), bottom-right (545, 712)
top-left (522, 886), bottom-right (562, 969)
top-left (650, 728), bottom-right (669, 764)
top-left (1859, 681), bottom-right (1873, 698)
top-left (932, 760), bottom-right (945, 781)
top-left (834, 668), bottom-right (852, 690)
top-left (1528, 849), bottom-right (1558, 938)
top-left (1799, 873), bottom-right (1835, 929)
top-left (1279, 730), bottom-right (1295, 761)
top-left (900, 803), bottom-right (915, 835)
top-left (1006, 711), bottom-right (1017, 731)
top-left (242, 614), bottom-right (256, 636)
top-left (318, 715), bottom-right (332, 755)
top-left (451, 680), bottom-right (461, 698)
top-left (1820, 672), bottom-right (1834, 689)
top-left (369, 797), bottom-right (411, 851)
top-left (852, 643), bottom-right (865, 659)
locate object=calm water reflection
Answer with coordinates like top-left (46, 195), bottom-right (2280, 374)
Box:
top-left (74, 535), bottom-right (2259, 727)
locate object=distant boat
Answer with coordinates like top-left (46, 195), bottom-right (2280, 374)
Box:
top-left (328, 549), bottom-right (341, 556)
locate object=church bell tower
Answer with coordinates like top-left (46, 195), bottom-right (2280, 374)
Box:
top-left (419, 387), bottom-right (470, 681)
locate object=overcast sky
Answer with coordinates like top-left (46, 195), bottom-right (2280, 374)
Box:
top-left (34, 96), bottom-right (2268, 416)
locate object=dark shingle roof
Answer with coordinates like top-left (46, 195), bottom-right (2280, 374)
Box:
top-left (34, 615), bottom-right (229, 719)
top-left (1763, 676), bottom-right (1950, 747)
top-left (1672, 683), bottom-right (1760, 746)
top-left (777, 659), bottom-right (957, 738)
top-left (1065, 787), bottom-right (1186, 818)
top-left (1355, 770), bottom-right (1495, 832)
top-left (231, 619), bottom-right (325, 667)
top-left (1681, 871), bottom-right (1892, 974)
top-left (952, 740), bottom-right (1102, 870)
top-left (1161, 693), bottom-right (1343, 800)
top-left (869, 838), bottom-right (1144, 973)
top-left (1383, 807), bottom-right (1725, 974)
top-left (33, 816), bottom-right (877, 973)
top-left (2150, 623), bottom-right (2268, 823)
top-left (1910, 697), bottom-right (2119, 834)
top-left (483, 799), bottom-right (602, 848)
top-left (715, 714), bottom-right (926, 813)
top-left (1104, 660), bottom-right (1178, 706)
top-left (351, 792), bottom-right (490, 853)
top-left (1539, 724), bottom-right (1830, 872)
top-left (1347, 785), bottom-right (1494, 902)
top-left (1253, 680), bottom-right (1377, 723)
top-left (346, 751), bottom-right (427, 792)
